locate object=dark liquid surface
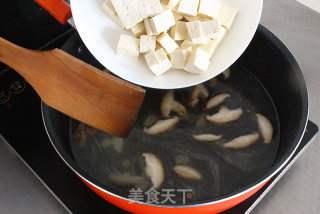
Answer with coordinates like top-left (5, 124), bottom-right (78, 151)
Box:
top-left (70, 68), bottom-right (280, 205)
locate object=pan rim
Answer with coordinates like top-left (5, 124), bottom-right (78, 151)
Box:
top-left (41, 24), bottom-right (309, 207)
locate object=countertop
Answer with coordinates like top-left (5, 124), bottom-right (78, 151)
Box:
top-left (254, 0), bottom-right (320, 213)
top-left (0, 0), bottom-right (319, 213)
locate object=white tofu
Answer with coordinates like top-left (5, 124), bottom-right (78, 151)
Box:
top-left (157, 32), bottom-right (179, 54)
top-left (160, 0), bottom-right (170, 5)
top-left (185, 47), bottom-right (210, 74)
top-left (140, 35), bottom-right (156, 53)
top-left (103, 0), bottom-right (117, 18)
top-left (170, 46), bottom-right (192, 69)
top-left (113, 16), bottom-right (125, 29)
top-left (145, 48), bottom-right (172, 75)
top-left (186, 20), bottom-right (206, 44)
top-left (144, 19), bottom-right (156, 35)
top-left (170, 21), bottom-right (189, 40)
top-left (184, 15), bottom-right (210, 22)
top-left (172, 10), bottom-right (184, 21)
top-left (167, 0), bottom-right (181, 9)
top-left (199, 27), bottom-right (227, 58)
top-left (131, 22), bottom-right (146, 37)
top-left (144, 51), bottom-right (159, 74)
top-left (218, 4), bottom-right (238, 31)
top-left (201, 20), bottom-right (220, 40)
top-left (111, 0), bottom-right (163, 29)
top-left (103, 0), bottom-right (125, 29)
top-left (149, 10), bottom-right (176, 35)
top-left (198, 0), bottom-right (223, 20)
top-left (117, 34), bottom-right (140, 61)
top-left (178, 0), bottom-right (199, 17)
top-left (180, 39), bottom-right (198, 49)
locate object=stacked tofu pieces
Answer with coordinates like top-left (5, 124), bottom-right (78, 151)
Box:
top-left (103, 0), bottom-right (238, 76)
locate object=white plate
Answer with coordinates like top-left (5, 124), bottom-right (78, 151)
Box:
top-left (70, 0), bottom-right (263, 89)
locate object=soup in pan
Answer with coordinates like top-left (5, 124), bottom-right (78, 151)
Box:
top-left (70, 67), bottom-right (279, 205)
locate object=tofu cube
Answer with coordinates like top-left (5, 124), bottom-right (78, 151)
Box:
top-left (167, 0), bottom-right (181, 9)
top-left (111, 0), bottom-right (163, 29)
top-left (144, 19), bottom-right (156, 35)
top-left (145, 48), bottom-right (172, 75)
top-left (117, 34), bottom-right (140, 61)
top-left (178, 0), bottom-right (200, 17)
top-left (131, 22), bottom-right (146, 37)
top-left (201, 20), bottom-right (220, 40)
top-left (157, 32), bottom-right (179, 54)
top-left (184, 15), bottom-right (210, 22)
top-left (144, 51), bottom-right (159, 74)
top-left (199, 27), bottom-right (227, 58)
top-left (180, 39), bottom-right (198, 49)
top-left (170, 21), bottom-right (189, 40)
top-left (170, 46), bottom-right (192, 69)
top-left (140, 35), bottom-right (156, 53)
top-left (103, 0), bottom-right (124, 29)
top-left (149, 10), bottom-right (176, 35)
top-left (172, 10), bottom-right (184, 21)
top-left (185, 47), bottom-right (210, 74)
top-left (161, 0), bottom-right (170, 4)
top-left (198, 0), bottom-right (223, 20)
top-left (218, 4), bottom-right (238, 30)
top-left (103, 0), bottom-right (117, 18)
top-left (186, 20), bottom-right (207, 44)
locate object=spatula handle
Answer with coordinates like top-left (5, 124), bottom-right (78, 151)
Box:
top-left (34, 0), bottom-right (72, 24)
top-left (0, 37), bottom-right (146, 137)
top-left (0, 37), bottom-right (40, 81)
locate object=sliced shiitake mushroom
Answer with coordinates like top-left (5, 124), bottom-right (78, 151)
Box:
top-left (161, 90), bottom-right (186, 118)
top-left (206, 93), bottom-right (230, 109)
top-left (74, 123), bottom-right (87, 148)
top-left (189, 84), bottom-right (209, 107)
top-left (143, 116), bottom-right (179, 135)
top-left (193, 134), bottom-right (222, 142)
top-left (110, 173), bottom-right (146, 186)
top-left (209, 77), bottom-right (218, 87)
top-left (206, 106), bottom-right (243, 123)
top-left (223, 133), bottom-right (260, 149)
top-left (101, 137), bottom-right (124, 153)
top-left (173, 165), bottom-right (202, 180)
top-left (195, 114), bottom-right (207, 127)
top-left (222, 68), bottom-right (231, 79)
top-left (256, 113), bottom-right (273, 144)
top-left (142, 153), bottom-right (164, 189)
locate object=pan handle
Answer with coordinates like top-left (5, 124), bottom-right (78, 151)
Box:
top-left (34, 0), bottom-right (72, 25)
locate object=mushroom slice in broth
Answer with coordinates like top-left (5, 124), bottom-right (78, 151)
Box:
top-left (110, 173), bottom-right (146, 186)
top-left (223, 133), bottom-right (260, 149)
top-left (206, 93), bottom-right (230, 109)
top-left (143, 116), bottom-right (179, 135)
top-left (256, 113), bottom-right (273, 144)
top-left (206, 106), bottom-right (243, 123)
top-left (189, 84), bottom-right (209, 107)
top-left (161, 90), bottom-right (186, 118)
top-left (142, 153), bottom-right (165, 189)
top-left (223, 68), bottom-right (231, 79)
top-left (174, 165), bottom-right (202, 180)
top-left (193, 134), bottom-right (222, 142)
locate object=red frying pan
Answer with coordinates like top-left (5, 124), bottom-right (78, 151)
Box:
top-left (41, 25), bottom-right (309, 213)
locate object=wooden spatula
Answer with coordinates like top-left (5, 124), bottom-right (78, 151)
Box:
top-left (0, 37), bottom-right (145, 138)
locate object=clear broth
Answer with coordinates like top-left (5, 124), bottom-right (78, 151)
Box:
top-left (70, 68), bottom-right (280, 205)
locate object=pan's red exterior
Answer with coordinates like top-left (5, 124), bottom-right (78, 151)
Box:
top-left (41, 26), bottom-right (309, 213)
top-left (34, 0), bottom-right (72, 24)
top-left (80, 177), bottom-right (268, 214)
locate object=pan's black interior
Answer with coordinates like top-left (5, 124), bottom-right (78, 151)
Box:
top-left (42, 25), bottom-right (308, 205)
